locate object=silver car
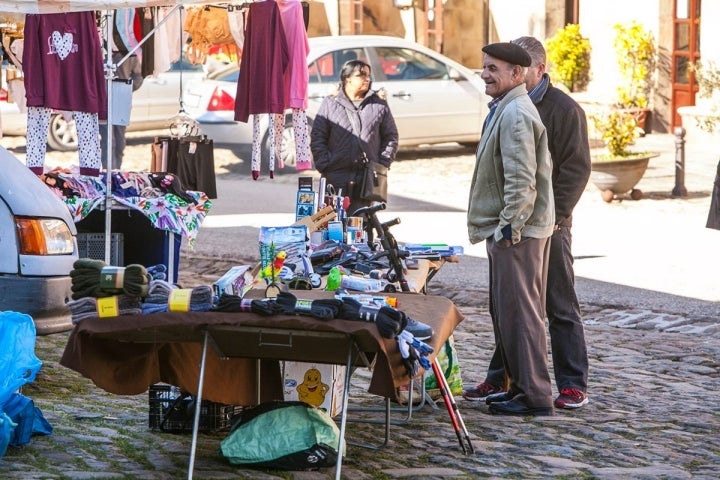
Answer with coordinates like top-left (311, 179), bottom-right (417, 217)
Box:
top-left (183, 35), bottom-right (488, 167)
top-left (0, 56), bottom-right (206, 151)
top-left (0, 147), bottom-right (78, 334)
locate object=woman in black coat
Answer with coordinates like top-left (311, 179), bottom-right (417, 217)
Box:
top-left (310, 60), bottom-right (398, 214)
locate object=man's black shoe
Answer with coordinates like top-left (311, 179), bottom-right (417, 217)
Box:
top-left (485, 392), bottom-right (512, 405)
top-left (488, 399), bottom-right (553, 416)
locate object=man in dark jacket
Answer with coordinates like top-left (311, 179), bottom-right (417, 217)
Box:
top-left (463, 36), bottom-right (592, 410)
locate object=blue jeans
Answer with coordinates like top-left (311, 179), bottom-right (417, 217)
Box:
top-left (485, 226), bottom-right (589, 392)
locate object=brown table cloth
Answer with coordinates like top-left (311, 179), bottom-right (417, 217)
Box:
top-left (60, 291), bottom-right (463, 405)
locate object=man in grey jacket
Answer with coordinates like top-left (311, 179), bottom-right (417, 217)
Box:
top-left (464, 36), bottom-right (592, 410)
top-left (466, 42), bottom-right (555, 416)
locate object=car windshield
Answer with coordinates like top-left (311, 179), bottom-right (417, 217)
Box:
top-left (209, 66), bottom-right (240, 82)
top-left (167, 54), bottom-right (205, 73)
top-left (375, 47), bottom-right (449, 80)
top-left (308, 48), bottom-right (367, 83)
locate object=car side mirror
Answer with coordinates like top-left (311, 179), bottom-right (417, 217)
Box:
top-left (448, 67), bottom-right (464, 81)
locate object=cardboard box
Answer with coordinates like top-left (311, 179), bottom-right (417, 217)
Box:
top-left (212, 265), bottom-right (254, 297)
top-left (259, 225), bottom-right (308, 276)
top-left (283, 362), bottom-right (346, 418)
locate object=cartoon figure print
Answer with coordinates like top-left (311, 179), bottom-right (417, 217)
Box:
top-left (296, 367), bottom-right (329, 408)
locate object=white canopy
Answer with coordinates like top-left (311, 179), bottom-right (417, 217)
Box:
top-left (0, 0), bottom-right (217, 14)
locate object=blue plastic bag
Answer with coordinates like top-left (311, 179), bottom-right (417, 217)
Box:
top-left (0, 311), bottom-right (42, 408)
top-left (3, 393), bottom-right (52, 447)
top-left (0, 412), bottom-right (16, 458)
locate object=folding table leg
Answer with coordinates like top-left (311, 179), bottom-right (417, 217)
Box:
top-left (346, 368), bottom-right (451, 450)
top-left (187, 330), bottom-right (209, 480)
top-left (334, 342), bottom-right (355, 480)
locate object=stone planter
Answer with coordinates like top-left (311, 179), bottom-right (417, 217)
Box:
top-left (590, 153), bottom-right (659, 202)
top-left (677, 105), bottom-right (720, 143)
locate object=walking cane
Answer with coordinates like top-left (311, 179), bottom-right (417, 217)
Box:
top-left (431, 357), bottom-right (474, 454)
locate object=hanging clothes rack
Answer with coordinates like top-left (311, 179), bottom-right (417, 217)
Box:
top-left (0, 1), bottom-right (227, 267)
top-left (101, 5), bottom-right (186, 265)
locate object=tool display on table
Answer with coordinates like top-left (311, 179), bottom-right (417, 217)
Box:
top-left (351, 203), bottom-right (410, 292)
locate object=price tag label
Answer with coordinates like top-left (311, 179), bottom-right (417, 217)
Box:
top-left (99, 266), bottom-right (125, 290)
top-left (168, 289), bottom-right (192, 312)
top-left (96, 296), bottom-right (119, 317)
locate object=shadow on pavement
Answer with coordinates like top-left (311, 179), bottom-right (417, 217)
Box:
top-left (432, 251), bottom-right (720, 319)
top-left (638, 190), bottom-right (710, 200)
top-left (388, 193), bottom-right (464, 212)
top-left (395, 142), bottom-right (476, 161)
top-left (214, 142), bottom-right (477, 178)
top-left (591, 189), bottom-right (710, 202)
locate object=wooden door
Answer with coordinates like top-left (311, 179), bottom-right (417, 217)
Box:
top-left (672, 0), bottom-right (701, 127)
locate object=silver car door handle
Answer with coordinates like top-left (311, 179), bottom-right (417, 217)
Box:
top-left (308, 94), bottom-right (326, 100)
top-left (392, 91), bottom-right (412, 99)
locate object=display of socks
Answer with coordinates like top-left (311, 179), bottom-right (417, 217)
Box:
top-left (212, 293), bottom-right (286, 316)
top-left (67, 295), bottom-right (143, 324)
top-left (337, 297), bottom-right (408, 339)
top-left (274, 291), bottom-right (344, 320)
top-left (145, 264), bottom-right (168, 281)
top-left (141, 280), bottom-right (213, 314)
top-left (70, 258), bottom-right (149, 300)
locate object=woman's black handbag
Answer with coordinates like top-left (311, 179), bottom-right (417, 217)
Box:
top-left (358, 157), bottom-right (388, 202)
top-left (345, 108), bottom-right (388, 202)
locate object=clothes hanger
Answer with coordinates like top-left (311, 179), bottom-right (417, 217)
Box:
top-left (178, 134), bottom-right (210, 143)
top-left (166, 6), bottom-right (201, 139)
top-left (167, 112), bottom-right (201, 138)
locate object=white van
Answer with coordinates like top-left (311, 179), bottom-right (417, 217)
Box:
top-left (0, 146), bottom-right (77, 334)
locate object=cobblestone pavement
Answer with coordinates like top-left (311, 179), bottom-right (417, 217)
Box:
top-left (3, 254), bottom-right (718, 480)
top-left (2, 131), bottom-right (719, 478)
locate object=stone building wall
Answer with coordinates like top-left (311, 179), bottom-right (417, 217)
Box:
top-left (442, 0), bottom-right (487, 69)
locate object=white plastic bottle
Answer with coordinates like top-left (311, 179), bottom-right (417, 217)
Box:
top-left (339, 275), bottom-right (384, 292)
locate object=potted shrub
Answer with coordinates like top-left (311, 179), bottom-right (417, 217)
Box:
top-left (612, 21), bottom-right (657, 132)
top-left (589, 109), bottom-right (659, 202)
top-left (545, 24), bottom-right (591, 92)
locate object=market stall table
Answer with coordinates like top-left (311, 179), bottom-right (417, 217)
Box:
top-left (60, 290), bottom-right (464, 479)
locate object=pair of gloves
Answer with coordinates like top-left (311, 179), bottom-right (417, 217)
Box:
top-left (396, 329), bottom-right (433, 378)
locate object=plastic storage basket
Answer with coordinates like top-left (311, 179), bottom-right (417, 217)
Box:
top-left (76, 233), bottom-right (124, 266)
top-left (148, 384), bottom-right (244, 433)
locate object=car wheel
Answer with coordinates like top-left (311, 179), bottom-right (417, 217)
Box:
top-left (46, 113), bottom-right (79, 151)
